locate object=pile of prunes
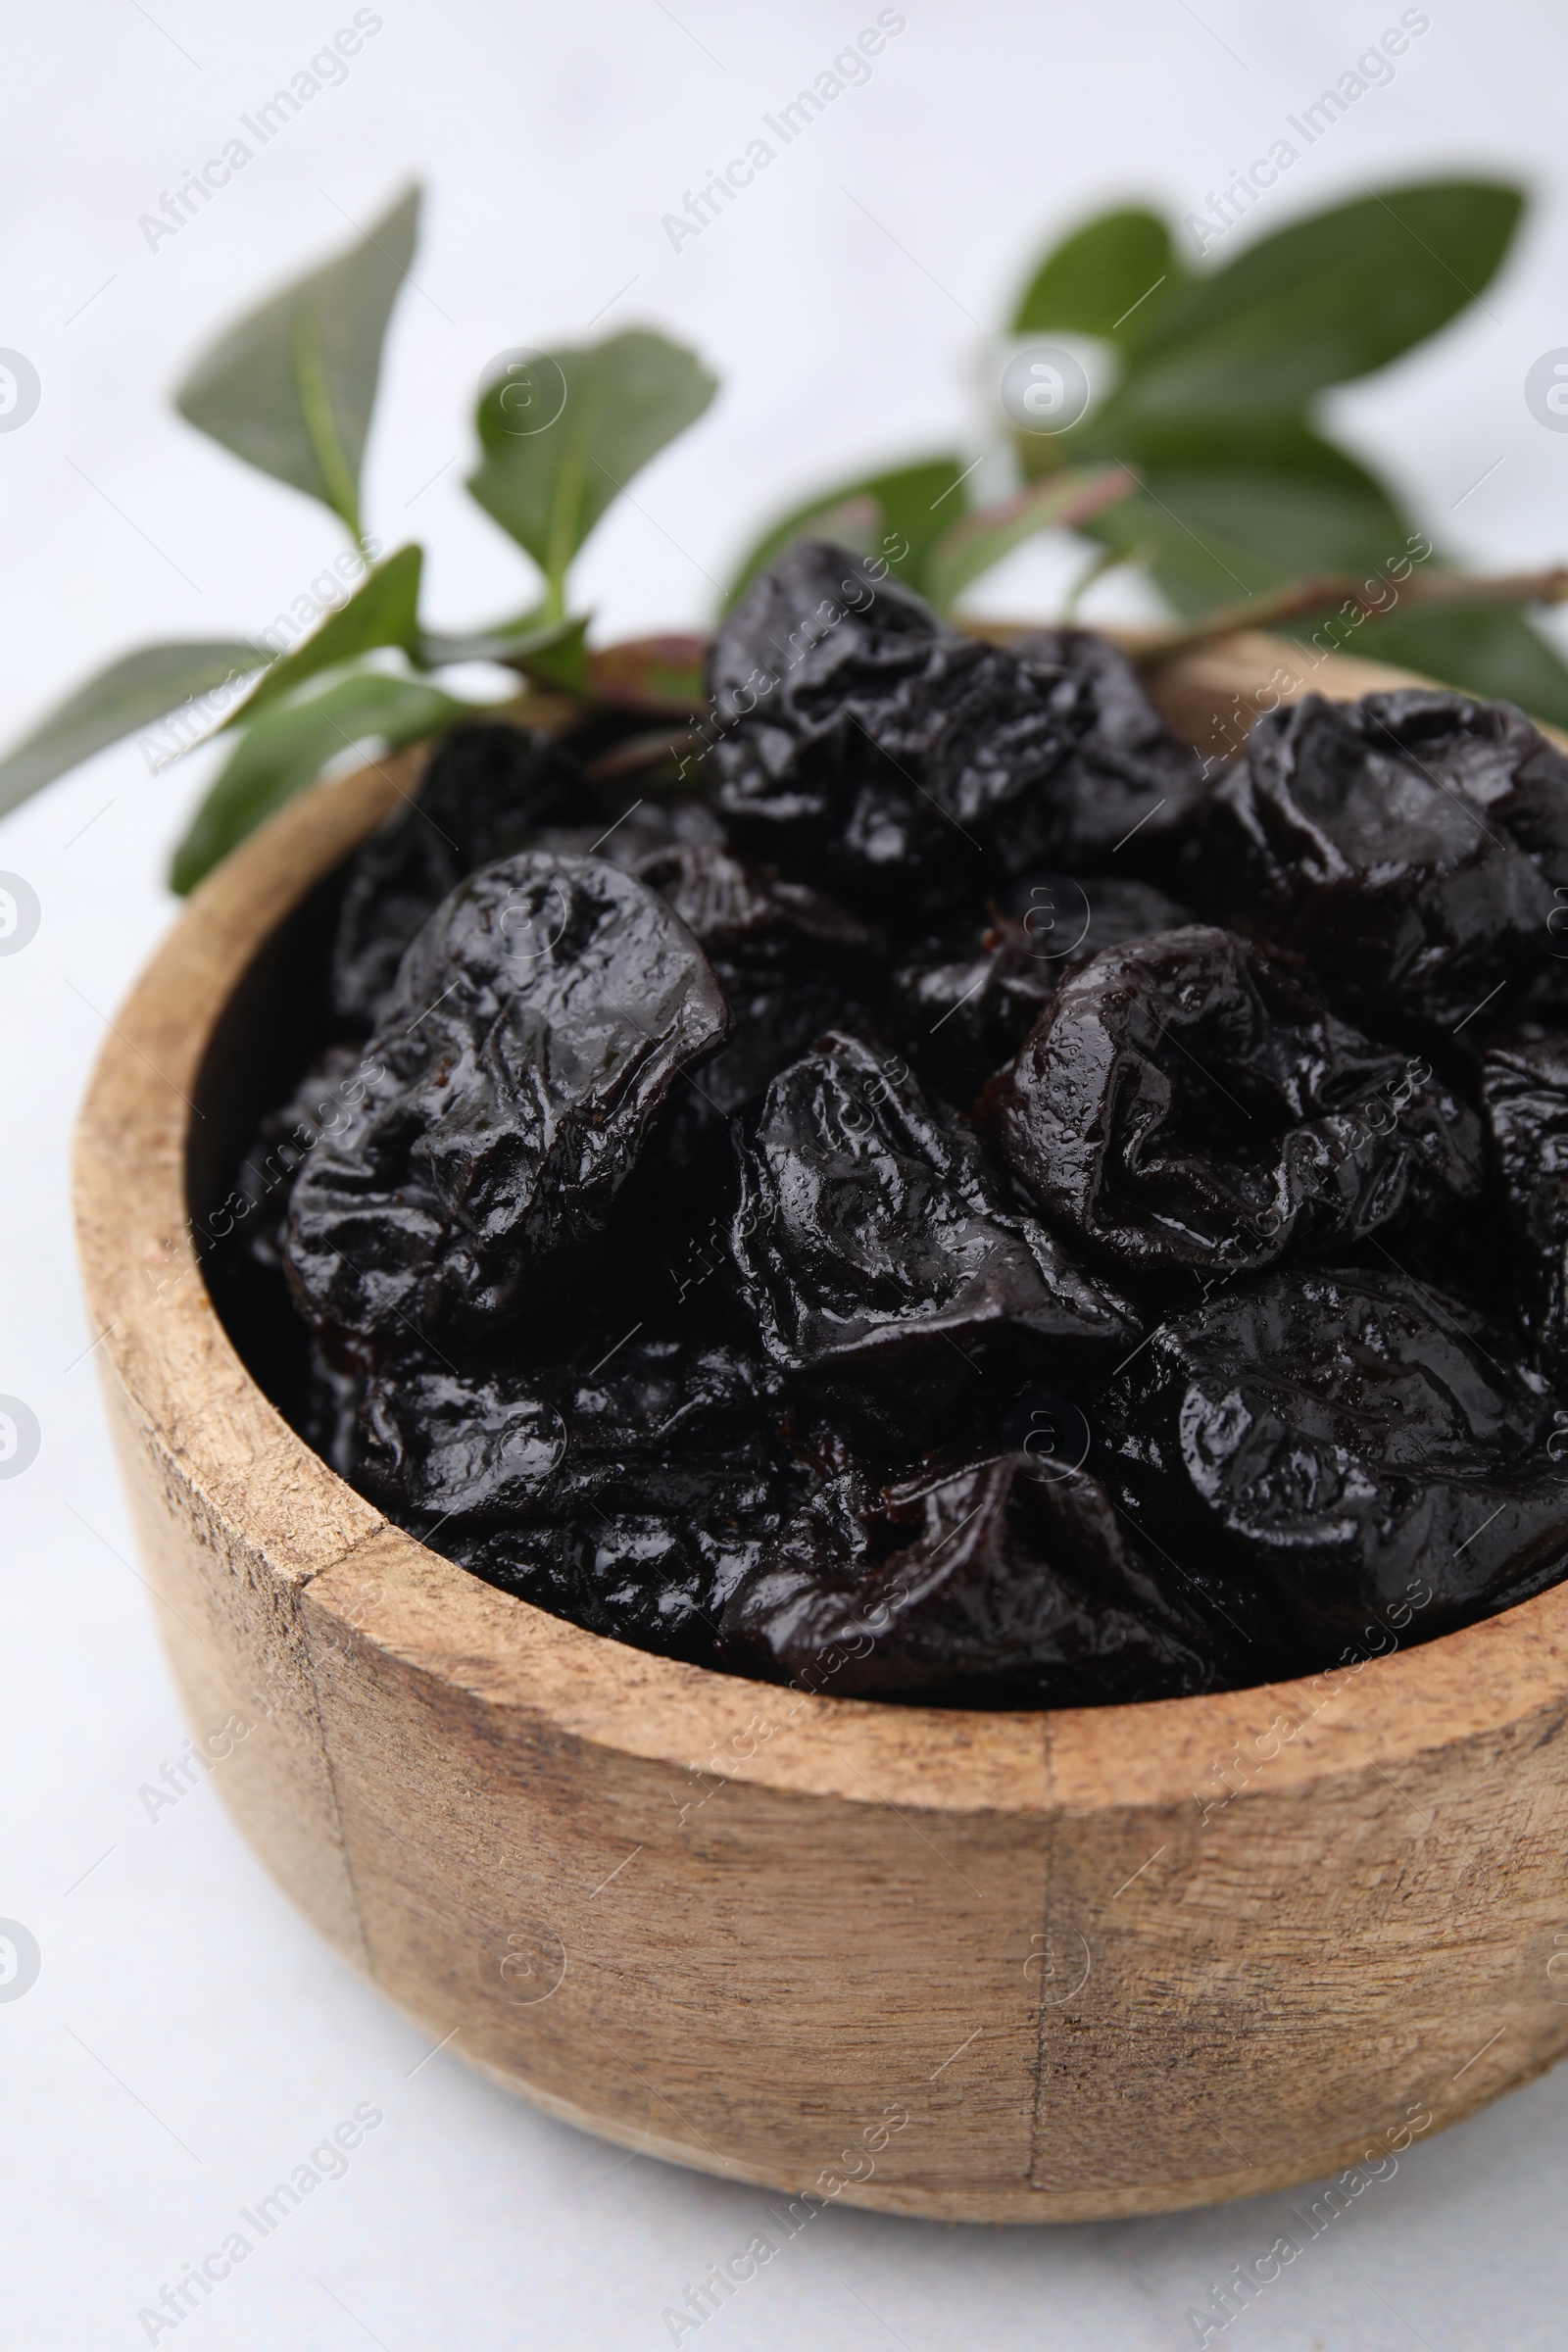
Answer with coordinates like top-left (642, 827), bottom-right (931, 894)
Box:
top-left (208, 543), bottom-right (1568, 1708)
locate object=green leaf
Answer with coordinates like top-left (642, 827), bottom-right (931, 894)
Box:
top-left (0, 640), bottom-right (270, 816)
top-left (226, 545), bottom-right (423, 725)
top-left (418, 611), bottom-right (579, 668)
top-left (468, 329), bottom-right (716, 614)
top-left (170, 670), bottom-right (467, 895)
top-left (1352, 604), bottom-right (1568, 731)
top-left (506, 613), bottom-right (591, 693)
top-left (418, 610), bottom-right (592, 690)
top-left (923, 466), bottom-right (1138, 614)
top-left (1102, 181), bottom-right (1522, 424)
top-left (175, 185), bottom-right (420, 541)
top-left (722, 457), bottom-right (967, 609)
top-left (1061, 417), bottom-right (1411, 614)
top-left (1011, 207), bottom-right (1180, 341)
top-left (1090, 469), bottom-right (1410, 617)
top-left (1075, 410), bottom-right (1409, 480)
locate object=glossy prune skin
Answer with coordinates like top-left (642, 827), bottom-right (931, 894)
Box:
top-left (982, 926), bottom-right (1481, 1284)
top-left (716, 1446), bottom-right (1221, 1704)
top-left (999, 872), bottom-right (1198, 957)
top-left (358, 1330), bottom-right (799, 1663)
top-left (728, 1029), bottom-right (1142, 1408)
top-left (1202, 690), bottom-right (1563, 1039)
top-left (284, 853), bottom-right (728, 1342)
top-left (884, 928), bottom-right (1057, 1106)
top-left (889, 877), bottom-right (1196, 1103)
top-left (632, 841), bottom-right (884, 1117)
top-left (330, 723), bottom-right (590, 1027)
top-left (201, 1047), bottom-right (392, 1446)
top-left (532, 797), bottom-right (727, 869)
top-left (1482, 1036), bottom-right (1568, 1381)
top-left (225, 1042), bottom-right (382, 1281)
top-left (299, 1329), bottom-right (377, 1482)
top-left (1097, 1265), bottom-right (1568, 1670)
top-left (634, 839), bottom-right (879, 969)
top-left (1004, 627), bottom-right (1206, 870)
top-left (706, 541), bottom-right (1092, 915)
top-left (215, 569), bottom-right (1568, 1709)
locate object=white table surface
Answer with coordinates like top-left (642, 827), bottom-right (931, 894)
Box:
top-left (7, 4), bottom-right (1568, 2344)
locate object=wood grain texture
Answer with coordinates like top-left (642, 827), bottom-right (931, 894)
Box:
top-left (73, 646), bottom-right (1568, 2221)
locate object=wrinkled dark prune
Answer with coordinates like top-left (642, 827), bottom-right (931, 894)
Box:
top-left (1202, 690), bottom-right (1564, 1038)
top-left (358, 1330), bottom-right (798, 1662)
top-left (1004, 627), bottom-right (1206, 869)
top-left (214, 557), bottom-right (1568, 1710)
top-left (533, 797), bottom-right (727, 868)
top-left (455, 1518), bottom-right (740, 1661)
top-left (982, 925), bottom-right (1481, 1283)
top-left (200, 1046), bottom-right (389, 1438)
top-left (632, 841), bottom-right (883, 1116)
top-left (999, 871), bottom-right (1198, 955)
top-left (634, 837), bottom-right (879, 969)
top-left (299, 1330), bottom-right (376, 1482)
top-left (706, 541), bottom-right (1092, 914)
top-left (285, 853), bottom-right (728, 1340)
top-left (1482, 1036), bottom-right (1568, 1381)
top-left (884, 927), bottom-right (1057, 1105)
top-left (225, 1043), bottom-right (378, 1280)
top-left (728, 1029), bottom-right (1141, 1414)
top-left (1097, 1266), bottom-right (1568, 1669)
top-left (889, 876), bottom-right (1196, 1103)
top-left (330, 723), bottom-right (590, 1026)
top-left (716, 1446), bottom-right (1220, 1703)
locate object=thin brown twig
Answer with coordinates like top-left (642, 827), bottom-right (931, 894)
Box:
top-left (583, 727), bottom-right (702, 784)
top-left (1133, 564), bottom-right (1568, 669)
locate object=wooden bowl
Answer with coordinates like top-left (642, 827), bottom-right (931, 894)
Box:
top-left (74, 635), bottom-right (1568, 2224)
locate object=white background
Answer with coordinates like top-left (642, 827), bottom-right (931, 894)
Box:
top-left (6, 3), bottom-right (1568, 2345)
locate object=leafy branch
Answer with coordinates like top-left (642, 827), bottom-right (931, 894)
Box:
top-left (0, 191), bottom-right (726, 886)
top-left (3, 171), bottom-right (1565, 890)
top-left (733, 178), bottom-right (1568, 726)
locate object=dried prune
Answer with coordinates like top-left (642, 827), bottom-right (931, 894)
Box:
top-left (1482, 1035), bottom-right (1568, 1381)
top-left (300, 1330), bottom-right (377, 1482)
top-left (201, 1046), bottom-right (390, 1436)
top-left (214, 592), bottom-right (1568, 1711)
top-left (284, 853), bottom-right (728, 1341)
top-left (716, 1446), bottom-right (1220, 1703)
top-left (884, 930), bottom-right (1057, 1106)
top-left (706, 541), bottom-right (1093, 913)
top-left (889, 876), bottom-right (1196, 1103)
top-left (1201, 689), bottom-right (1564, 1038)
top-left (999, 872), bottom-right (1198, 957)
top-left (633, 837), bottom-right (878, 970)
top-left (223, 1043), bottom-right (381, 1281)
top-left (1004, 626), bottom-right (1206, 869)
top-left (1097, 1266), bottom-right (1568, 1670)
top-left (532, 796), bottom-right (728, 868)
top-left (728, 1029), bottom-right (1141, 1413)
top-left (982, 925), bottom-right (1481, 1283)
top-left (330, 722), bottom-right (591, 1027)
top-left (359, 1329), bottom-right (798, 1662)
top-left (632, 840), bottom-right (884, 1116)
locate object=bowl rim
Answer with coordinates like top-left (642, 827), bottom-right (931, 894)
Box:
top-left (72, 629), bottom-right (1568, 1825)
